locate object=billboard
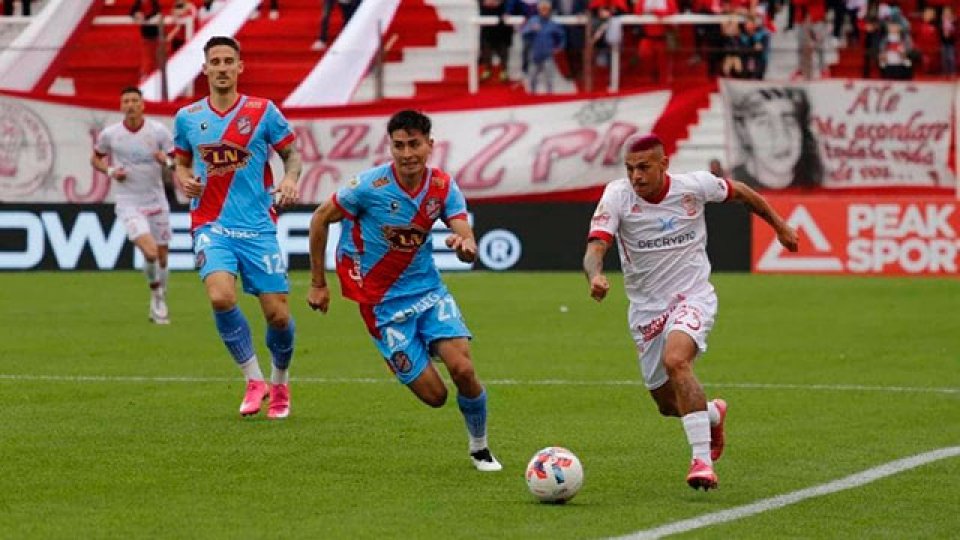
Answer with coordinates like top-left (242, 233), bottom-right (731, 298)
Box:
top-left (753, 195), bottom-right (960, 276)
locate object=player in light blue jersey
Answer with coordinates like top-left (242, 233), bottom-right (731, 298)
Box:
top-left (173, 36), bottom-right (302, 419)
top-left (306, 110), bottom-right (502, 472)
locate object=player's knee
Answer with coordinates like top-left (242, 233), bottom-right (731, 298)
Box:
top-left (421, 387), bottom-right (448, 408)
top-left (662, 351), bottom-right (692, 377)
top-left (265, 310), bottom-right (290, 329)
top-left (208, 290), bottom-right (236, 311)
top-left (446, 361), bottom-right (477, 388)
top-left (141, 247), bottom-right (158, 262)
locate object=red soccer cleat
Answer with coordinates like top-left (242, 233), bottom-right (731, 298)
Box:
top-left (686, 458), bottom-right (718, 491)
top-left (239, 379), bottom-right (269, 416)
top-left (267, 383), bottom-right (290, 419)
top-left (710, 398), bottom-right (727, 462)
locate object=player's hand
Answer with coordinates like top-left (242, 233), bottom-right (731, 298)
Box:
top-left (178, 173), bottom-right (203, 198)
top-left (445, 234), bottom-right (477, 263)
top-left (307, 284), bottom-right (330, 314)
top-left (107, 166), bottom-right (127, 181)
top-left (272, 178), bottom-right (299, 209)
top-left (777, 225), bottom-right (799, 253)
top-left (589, 275), bottom-right (609, 302)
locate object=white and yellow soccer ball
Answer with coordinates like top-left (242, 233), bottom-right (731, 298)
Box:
top-left (524, 446), bottom-right (583, 503)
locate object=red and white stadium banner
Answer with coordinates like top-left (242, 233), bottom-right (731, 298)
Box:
top-left (0, 89), bottom-right (691, 204)
top-left (722, 80), bottom-right (957, 190)
top-left (753, 195), bottom-right (960, 276)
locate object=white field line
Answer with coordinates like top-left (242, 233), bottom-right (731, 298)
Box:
top-left (0, 374), bottom-right (957, 394)
top-left (611, 446), bottom-right (960, 540)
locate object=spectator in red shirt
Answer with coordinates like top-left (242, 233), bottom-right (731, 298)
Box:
top-left (635, 0), bottom-right (679, 82)
top-left (915, 7), bottom-right (941, 73)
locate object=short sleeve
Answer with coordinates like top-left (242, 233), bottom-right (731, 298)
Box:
top-left (93, 128), bottom-right (110, 157)
top-left (173, 110), bottom-right (191, 156)
top-left (333, 177), bottom-right (364, 219)
top-left (264, 101), bottom-right (295, 151)
top-left (587, 183), bottom-right (622, 244)
top-left (694, 170), bottom-right (734, 203)
top-left (443, 178), bottom-right (468, 222)
top-left (156, 122), bottom-right (175, 154)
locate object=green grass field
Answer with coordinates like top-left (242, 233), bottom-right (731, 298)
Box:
top-left (1, 271), bottom-right (958, 539)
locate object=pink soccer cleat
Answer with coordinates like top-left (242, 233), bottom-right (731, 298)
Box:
top-left (686, 458), bottom-right (718, 491)
top-left (267, 383), bottom-right (290, 419)
top-left (239, 379), bottom-right (269, 416)
top-left (710, 398), bottom-right (728, 462)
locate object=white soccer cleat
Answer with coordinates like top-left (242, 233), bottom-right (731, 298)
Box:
top-left (149, 292), bottom-right (170, 325)
top-left (470, 448), bottom-right (503, 472)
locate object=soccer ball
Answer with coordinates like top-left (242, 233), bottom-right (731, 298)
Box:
top-left (524, 446), bottom-right (583, 503)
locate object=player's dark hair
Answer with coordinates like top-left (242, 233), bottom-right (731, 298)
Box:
top-left (204, 36), bottom-right (241, 57)
top-left (120, 86), bottom-right (142, 97)
top-left (387, 109), bottom-right (431, 137)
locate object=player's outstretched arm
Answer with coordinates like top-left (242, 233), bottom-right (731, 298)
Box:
top-left (307, 198), bottom-right (345, 314)
top-left (729, 180), bottom-right (799, 252)
top-left (273, 145), bottom-right (303, 208)
top-left (445, 218), bottom-right (477, 263)
top-left (583, 239), bottom-right (611, 302)
top-left (175, 153), bottom-right (202, 198)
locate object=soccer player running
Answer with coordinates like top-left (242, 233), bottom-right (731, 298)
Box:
top-left (91, 86), bottom-right (176, 325)
top-left (173, 36), bottom-right (302, 419)
top-left (306, 110), bottom-right (502, 472)
top-left (583, 134), bottom-right (798, 490)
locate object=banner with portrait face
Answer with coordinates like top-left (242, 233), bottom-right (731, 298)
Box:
top-left (721, 80), bottom-right (956, 191)
top-left (0, 89), bottom-right (691, 203)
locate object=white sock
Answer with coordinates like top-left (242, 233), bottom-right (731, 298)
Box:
top-left (271, 367), bottom-right (289, 385)
top-left (159, 266), bottom-right (169, 294)
top-left (469, 435), bottom-right (489, 453)
top-left (144, 260), bottom-right (160, 288)
top-left (707, 400), bottom-right (720, 426)
top-left (240, 356), bottom-right (264, 381)
top-left (682, 411), bottom-right (712, 465)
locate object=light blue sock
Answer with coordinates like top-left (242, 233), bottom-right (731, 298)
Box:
top-left (457, 388), bottom-right (488, 441)
top-left (266, 317), bottom-right (295, 370)
top-left (213, 307), bottom-right (255, 364)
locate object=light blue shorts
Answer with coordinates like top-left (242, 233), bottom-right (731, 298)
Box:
top-left (370, 289), bottom-right (472, 385)
top-left (193, 224), bottom-right (289, 296)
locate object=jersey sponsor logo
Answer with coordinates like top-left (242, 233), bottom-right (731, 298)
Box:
top-left (681, 193), bottom-right (697, 216)
top-left (383, 224), bottom-right (429, 252)
top-left (372, 176), bottom-right (389, 188)
top-left (638, 230), bottom-right (695, 249)
top-left (424, 197), bottom-right (442, 220)
top-left (591, 211), bottom-right (611, 226)
top-left (753, 197), bottom-right (959, 275)
top-left (630, 203), bottom-right (642, 214)
top-left (657, 216), bottom-right (679, 232)
top-left (236, 115), bottom-right (252, 136)
top-left (198, 141), bottom-right (252, 176)
top-left (244, 100), bottom-right (265, 109)
top-left (390, 291), bottom-right (442, 323)
top-left (187, 104), bottom-right (203, 113)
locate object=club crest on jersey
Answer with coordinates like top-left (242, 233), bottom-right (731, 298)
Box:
top-left (389, 201), bottom-right (400, 213)
top-left (236, 116), bottom-right (252, 136)
top-left (382, 224), bottom-right (428, 252)
top-left (681, 193), bottom-right (697, 216)
top-left (198, 141), bottom-right (252, 176)
top-left (631, 203), bottom-right (642, 214)
top-left (423, 197), bottom-right (442, 220)
top-left (200, 122), bottom-right (209, 131)
top-left (372, 177), bottom-right (390, 188)
top-left (388, 351), bottom-right (413, 374)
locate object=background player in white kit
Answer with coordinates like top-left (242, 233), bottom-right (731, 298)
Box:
top-left (91, 86), bottom-right (176, 324)
top-left (583, 134), bottom-right (798, 491)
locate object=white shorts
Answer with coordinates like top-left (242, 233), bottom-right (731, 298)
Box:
top-left (627, 293), bottom-right (717, 390)
top-left (116, 203), bottom-right (171, 244)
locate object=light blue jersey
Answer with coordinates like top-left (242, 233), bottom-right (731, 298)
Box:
top-left (173, 95), bottom-right (295, 233)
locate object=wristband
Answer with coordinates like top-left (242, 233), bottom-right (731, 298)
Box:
top-left (106, 166), bottom-right (117, 178)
